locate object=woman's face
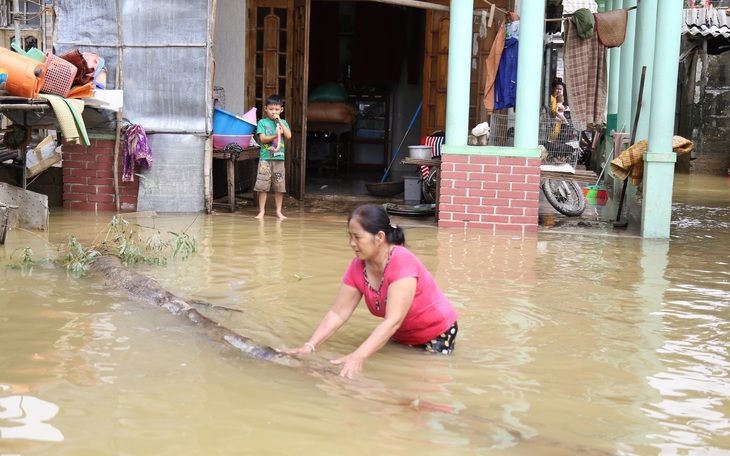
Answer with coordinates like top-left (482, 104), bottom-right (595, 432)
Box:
top-left (348, 218), bottom-right (382, 260)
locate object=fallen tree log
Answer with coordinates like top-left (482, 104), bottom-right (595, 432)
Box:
top-left (89, 255), bottom-right (614, 454)
top-left (90, 255), bottom-right (300, 367)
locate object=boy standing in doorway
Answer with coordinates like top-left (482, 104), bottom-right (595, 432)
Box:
top-left (254, 94), bottom-right (291, 220)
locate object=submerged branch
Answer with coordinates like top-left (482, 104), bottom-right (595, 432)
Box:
top-left (88, 256), bottom-right (613, 453)
top-left (90, 255), bottom-right (299, 367)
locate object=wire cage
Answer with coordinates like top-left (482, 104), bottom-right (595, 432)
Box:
top-left (487, 112), bottom-right (582, 168)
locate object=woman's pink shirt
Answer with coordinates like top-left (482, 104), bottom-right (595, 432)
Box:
top-left (343, 246), bottom-right (458, 345)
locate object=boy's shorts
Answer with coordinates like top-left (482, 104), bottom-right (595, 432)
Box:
top-left (253, 160), bottom-right (286, 193)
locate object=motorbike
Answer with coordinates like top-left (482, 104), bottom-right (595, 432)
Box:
top-left (541, 177), bottom-right (586, 217)
top-left (538, 111), bottom-right (586, 217)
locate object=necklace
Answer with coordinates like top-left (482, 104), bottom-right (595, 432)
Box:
top-left (363, 247), bottom-right (394, 312)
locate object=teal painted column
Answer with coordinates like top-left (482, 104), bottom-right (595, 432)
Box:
top-left (513, 0), bottom-right (545, 148)
top-left (631, 0), bottom-right (658, 142)
top-left (606, 0), bottom-right (620, 119)
top-left (617, 0), bottom-right (636, 134)
top-left (614, 0), bottom-right (637, 206)
top-left (604, 0), bottom-right (621, 212)
top-left (444, 0), bottom-right (473, 147)
top-left (641, 1), bottom-right (683, 239)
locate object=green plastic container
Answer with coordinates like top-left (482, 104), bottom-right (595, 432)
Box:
top-left (11, 42), bottom-right (45, 62)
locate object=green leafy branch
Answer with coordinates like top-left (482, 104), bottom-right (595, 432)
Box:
top-left (3, 215), bottom-right (198, 277)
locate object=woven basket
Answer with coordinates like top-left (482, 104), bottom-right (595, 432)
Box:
top-left (594, 9), bottom-right (628, 48)
top-left (365, 181), bottom-right (404, 197)
top-left (40, 51), bottom-right (77, 97)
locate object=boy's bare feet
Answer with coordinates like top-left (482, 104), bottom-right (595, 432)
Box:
top-left (255, 212), bottom-right (265, 219)
top-left (276, 212), bottom-right (287, 220)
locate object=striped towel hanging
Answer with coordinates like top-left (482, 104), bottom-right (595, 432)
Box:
top-left (419, 134), bottom-right (444, 178)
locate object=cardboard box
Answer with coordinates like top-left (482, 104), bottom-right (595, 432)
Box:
top-left (26, 135), bottom-right (60, 178)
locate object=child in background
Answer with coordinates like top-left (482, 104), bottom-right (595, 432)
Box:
top-left (555, 94), bottom-right (568, 124)
top-left (254, 94), bottom-right (291, 220)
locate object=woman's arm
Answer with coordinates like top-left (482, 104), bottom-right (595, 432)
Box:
top-left (331, 276), bottom-right (417, 378)
top-left (278, 283), bottom-right (362, 356)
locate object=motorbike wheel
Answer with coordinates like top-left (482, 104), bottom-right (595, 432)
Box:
top-left (541, 179), bottom-right (586, 217)
top-left (421, 167), bottom-right (440, 204)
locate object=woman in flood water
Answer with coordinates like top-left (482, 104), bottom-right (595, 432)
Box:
top-left (279, 204), bottom-right (459, 378)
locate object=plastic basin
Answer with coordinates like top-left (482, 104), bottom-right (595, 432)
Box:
top-left (212, 134), bottom-right (254, 149)
top-left (214, 107), bottom-right (256, 135)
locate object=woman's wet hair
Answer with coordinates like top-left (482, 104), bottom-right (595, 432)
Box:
top-left (349, 205), bottom-right (405, 246)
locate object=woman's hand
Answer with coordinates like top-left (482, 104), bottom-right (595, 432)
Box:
top-left (330, 352), bottom-right (366, 379)
top-left (276, 344), bottom-right (314, 357)
top-left (328, 277), bottom-right (417, 379)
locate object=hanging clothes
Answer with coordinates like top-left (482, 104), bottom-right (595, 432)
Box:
top-left (494, 37), bottom-right (518, 111)
top-left (483, 12), bottom-right (519, 112)
top-left (38, 94), bottom-right (90, 146)
top-left (610, 136), bottom-right (693, 185)
top-left (563, 20), bottom-right (607, 131)
top-left (122, 124), bottom-right (152, 183)
top-left (418, 133), bottom-right (445, 178)
top-left (506, 19), bottom-right (520, 40)
top-left (571, 8), bottom-right (595, 39)
top-left (483, 19), bottom-right (506, 112)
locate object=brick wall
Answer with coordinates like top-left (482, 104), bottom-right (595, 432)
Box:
top-left (438, 154), bottom-right (541, 233)
top-left (62, 139), bottom-right (139, 212)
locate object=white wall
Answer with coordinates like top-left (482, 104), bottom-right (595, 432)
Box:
top-left (213, 0), bottom-right (248, 115)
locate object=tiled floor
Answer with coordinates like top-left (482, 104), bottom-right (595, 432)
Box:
top-left (300, 171), bottom-right (635, 235)
top-left (304, 167), bottom-right (386, 196)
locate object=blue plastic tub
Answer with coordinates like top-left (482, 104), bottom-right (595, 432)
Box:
top-left (214, 107), bottom-right (256, 135)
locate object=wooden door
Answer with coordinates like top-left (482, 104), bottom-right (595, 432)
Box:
top-left (422, 10), bottom-right (449, 135)
top-left (247, 0), bottom-right (308, 200)
top-left (421, 5), bottom-right (504, 135)
top-left (289, 0), bottom-right (309, 199)
top-left (246, 0), bottom-right (291, 121)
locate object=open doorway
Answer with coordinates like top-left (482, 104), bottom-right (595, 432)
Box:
top-left (218, 0), bottom-right (496, 202)
top-left (304, 1), bottom-right (426, 197)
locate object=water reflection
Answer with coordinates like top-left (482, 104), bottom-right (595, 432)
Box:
top-left (0, 393), bottom-right (63, 442)
top-left (0, 175), bottom-right (728, 454)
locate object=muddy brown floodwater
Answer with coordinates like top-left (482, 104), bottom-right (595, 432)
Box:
top-left (1, 173), bottom-right (729, 455)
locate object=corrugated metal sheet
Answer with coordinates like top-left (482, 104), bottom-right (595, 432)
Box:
top-left (54, 0), bottom-right (214, 133)
top-left (136, 134), bottom-right (207, 213)
top-left (561, 0), bottom-right (599, 14)
top-left (53, 1), bottom-right (120, 90)
top-left (683, 7), bottom-right (730, 39)
top-left (54, 0), bottom-right (215, 213)
top-left (212, 0), bottom-right (247, 117)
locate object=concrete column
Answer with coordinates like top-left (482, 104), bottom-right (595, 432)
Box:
top-left (513, 0), bottom-right (545, 148)
top-left (606, 0), bottom-right (621, 118)
top-left (617, 0), bottom-right (637, 134)
top-left (632, 0), bottom-right (658, 142)
top-left (604, 0), bottom-right (621, 194)
top-left (614, 0), bottom-right (637, 207)
top-left (641, 1), bottom-right (683, 239)
top-left (444, 0), bottom-right (473, 147)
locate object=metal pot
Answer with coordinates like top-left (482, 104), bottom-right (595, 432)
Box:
top-left (408, 145), bottom-right (432, 160)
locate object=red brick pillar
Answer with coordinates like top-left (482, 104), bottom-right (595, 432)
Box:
top-left (62, 138), bottom-right (139, 212)
top-left (438, 153), bottom-right (541, 232)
